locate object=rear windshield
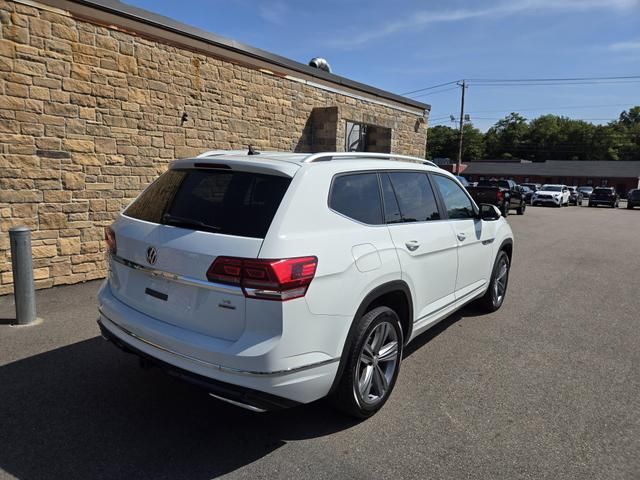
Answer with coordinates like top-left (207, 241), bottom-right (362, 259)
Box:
top-left (630, 190), bottom-right (640, 199)
top-left (593, 188), bottom-right (613, 195)
top-left (124, 169), bottom-right (291, 238)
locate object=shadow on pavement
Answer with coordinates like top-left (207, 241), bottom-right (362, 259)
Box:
top-left (0, 337), bottom-right (358, 480)
top-left (403, 305), bottom-right (484, 359)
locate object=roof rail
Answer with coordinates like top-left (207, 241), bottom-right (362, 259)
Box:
top-left (196, 150), bottom-right (249, 158)
top-left (302, 152), bottom-right (437, 167)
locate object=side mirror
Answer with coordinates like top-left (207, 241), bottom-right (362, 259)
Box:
top-left (478, 203), bottom-right (501, 221)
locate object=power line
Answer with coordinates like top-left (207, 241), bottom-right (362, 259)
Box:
top-left (410, 86), bottom-right (460, 99)
top-left (466, 103), bottom-right (633, 114)
top-left (403, 75), bottom-right (640, 98)
top-left (466, 75), bottom-right (640, 83)
top-left (401, 80), bottom-right (461, 96)
top-left (470, 80), bottom-right (640, 87)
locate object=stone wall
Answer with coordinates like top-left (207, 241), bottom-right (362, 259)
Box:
top-left (0, 0), bottom-right (428, 295)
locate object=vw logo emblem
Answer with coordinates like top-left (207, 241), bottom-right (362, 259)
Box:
top-left (146, 247), bottom-right (158, 265)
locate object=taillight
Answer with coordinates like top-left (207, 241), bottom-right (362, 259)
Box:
top-left (104, 226), bottom-right (117, 254)
top-left (496, 191), bottom-right (504, 201)
top-left (206, 256), bottom-right (318, 301)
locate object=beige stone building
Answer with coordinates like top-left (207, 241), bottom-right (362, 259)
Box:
top-left (0, 0), bottom-right (430, 295)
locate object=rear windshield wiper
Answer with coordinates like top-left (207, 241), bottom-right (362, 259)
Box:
top-left (162, 213), bottom-right (221, 233)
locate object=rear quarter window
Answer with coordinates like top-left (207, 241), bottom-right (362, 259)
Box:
top-left (329, 173), bottom-right (383, 225)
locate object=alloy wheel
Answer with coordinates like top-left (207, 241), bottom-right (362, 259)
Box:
top-left (493, 257), bottom-right (509, 306)
top-left (356, 321), bottom-right (400, 406)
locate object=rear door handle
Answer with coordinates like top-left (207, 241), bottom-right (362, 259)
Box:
top-left (405, 241), bottom-right (420, 251)
top-left (457, 233), bottom-right (466, 242)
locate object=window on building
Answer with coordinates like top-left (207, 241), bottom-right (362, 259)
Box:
top-left (346, 121), bottom-right (367, 151)
top-left (345, 121), bottom-right (391, 153)
top-left (601, 179), bottom-right (609, 186)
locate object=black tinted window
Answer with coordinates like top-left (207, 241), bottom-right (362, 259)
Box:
top-left (387, 172), bottom-right (440, 222)
top-left (125, 169), bottom-right (290, 238)
top-left (123, 170), bottom-right (185, 223)
top-left (330, 173), bottom-right (383, 225)
top-left (432, 175), bottom-right (476, 219)
top-left (381, 174), bottom-right (402, 224)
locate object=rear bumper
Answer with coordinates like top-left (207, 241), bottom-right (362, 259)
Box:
top-left (589, 199), bottom-right (615, 205)
top-left (98, 318), bottom-right (300, 411)
top-left (533, 197), bottom-right (560, 205)
top-left (97, 282), bottom-right (341, 406)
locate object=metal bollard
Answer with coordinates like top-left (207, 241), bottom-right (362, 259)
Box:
top-left (9, 226), bottom-right (37, 325)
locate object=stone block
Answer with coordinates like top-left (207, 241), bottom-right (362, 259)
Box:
top-left (63, 138), bottom-right (93, 153)
top-left (62, 172), bottom-right (85, 190)
top-left (32, 245), bottom-right (57, 258)
top-left (95, 137), bottom-right (117, 153)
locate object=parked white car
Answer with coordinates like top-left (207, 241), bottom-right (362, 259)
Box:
top-left (98, 150), bottom-right (514, 418)
top-left (531, 184), bottom-right (570, 207)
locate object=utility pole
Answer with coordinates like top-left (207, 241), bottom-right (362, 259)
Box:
top-left (456, 80), bottom-right (466, 174)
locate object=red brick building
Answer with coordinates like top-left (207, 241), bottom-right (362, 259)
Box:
top-left (463, 161), bottom-right (640, 196)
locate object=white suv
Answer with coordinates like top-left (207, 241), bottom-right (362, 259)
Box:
top-left (532, 184), bottom-right (570, 207)
top-left (98, 151), bottom-right (514, 418)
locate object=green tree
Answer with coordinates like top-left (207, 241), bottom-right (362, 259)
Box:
top-left (461, 123), bottom-right (485, 161)
top-left (484, 113), bottom-right (529, 159)
top-left (426, 125), bottom-right (457, 160)
top-left (619, 106), bottom-right (640, 127)
top-left (427, 123), bottom-right (484, 162)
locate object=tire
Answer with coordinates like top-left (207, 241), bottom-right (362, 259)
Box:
top-left (331, 306), bottom-right (403, 418)
top-left (477, 251), bottom-right (510, 313)
top-left (516, 201), bottom-right (525, 215)
top-left (501, 202), bottom-right (510, 217)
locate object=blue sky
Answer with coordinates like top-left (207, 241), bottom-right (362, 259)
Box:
top-left (125, 0), bottom-right (640, 131)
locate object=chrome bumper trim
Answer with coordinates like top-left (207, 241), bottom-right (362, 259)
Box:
top-left (110, 253), bottom-right (242, 295)
top-left (98, 311), bottom-right (339, 377)
top-left (209, 393), bottom-right (267, 413)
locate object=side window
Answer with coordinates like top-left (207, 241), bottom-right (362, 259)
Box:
top-left (386, 172), bottom-right (440, 222)
top-left (329, 173), bottom-right (383, 225)
top-left (432, 175), bottom-right (476, 219)
top-left (380, 173), bottom-right (402, 224)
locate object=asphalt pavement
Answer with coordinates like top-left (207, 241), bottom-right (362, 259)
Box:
top-left (1, 204), bottom-right (639, 479)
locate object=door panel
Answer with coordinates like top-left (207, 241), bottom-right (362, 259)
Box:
top-left (382, 172), bottom-right (458, 320)
top-left (431, 174), bottom-right (494, 299)
top-left (387, 223), bottom-right (458, 319)
top-left (448, 219), bottom-right (494, 298)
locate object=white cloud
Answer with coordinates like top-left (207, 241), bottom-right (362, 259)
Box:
top-left (609, 41), bottom-right (640, 51)
top-left (327, 0), bottom-right (640, 48)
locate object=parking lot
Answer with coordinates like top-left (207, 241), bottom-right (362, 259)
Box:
top-left (1, 205), bottom-right (638, 480)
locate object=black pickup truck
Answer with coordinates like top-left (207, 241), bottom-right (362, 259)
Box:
top-left (466, 179), bottom-right (526, 216)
